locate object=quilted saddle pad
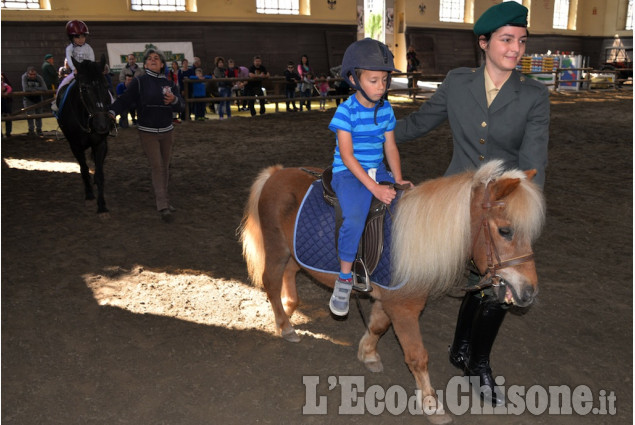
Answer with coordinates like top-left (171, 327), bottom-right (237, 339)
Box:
top-left (293, 180), bottom-right (405, 290)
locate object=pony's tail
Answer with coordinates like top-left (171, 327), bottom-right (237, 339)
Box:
top-left (238, 165), bottom-right (283, 287)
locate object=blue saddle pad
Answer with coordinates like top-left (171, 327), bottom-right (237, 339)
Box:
top-left (293, 180), bottom-right (404, 290)
top-left (54, 80), bottom-right (75, 120)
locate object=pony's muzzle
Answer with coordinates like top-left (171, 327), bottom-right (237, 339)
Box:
top-left (505, 283), bottom-right (537, 307)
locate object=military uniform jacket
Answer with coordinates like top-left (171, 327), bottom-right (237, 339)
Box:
top-left (394, 65), bottom-right (549, 187)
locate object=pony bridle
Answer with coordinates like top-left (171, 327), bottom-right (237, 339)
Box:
top-left (78, 81), bottom-right (110, 134)
top-left (467, 184), bottom-right (535, 304)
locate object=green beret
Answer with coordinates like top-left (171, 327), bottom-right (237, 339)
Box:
top-left (44, 53), bottom-right (53, 60)
top-left (474, 1), bottom-right (528, 36)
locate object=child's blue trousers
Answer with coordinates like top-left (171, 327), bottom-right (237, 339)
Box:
top-left (331, 163), bottom-right (394, 263)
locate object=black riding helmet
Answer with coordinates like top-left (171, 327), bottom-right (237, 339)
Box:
top-left (341, 38), bottom-right (400, 107)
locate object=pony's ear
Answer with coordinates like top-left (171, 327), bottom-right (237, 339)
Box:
top-left (100, 54), bottom-right (106, 67)
top-left (71, 57), bottom-right (81, 70)
top-left (490, 177), bottom-right (521, 201)
top-left (524, 169), bottom-right (537, 181)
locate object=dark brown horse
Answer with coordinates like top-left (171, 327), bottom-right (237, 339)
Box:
top-left (239, 160), bottom-right (545, 424)
top-left (56, 55), bottom-right (113, 214)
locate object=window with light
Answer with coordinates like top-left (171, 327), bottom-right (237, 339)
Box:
top-left (439, 0), bottom-right (464, 23)
top-left (1, 0), bottom-right (42, 9)
top-left (256, 0), bottom-right (299, 15)
top-left (131, 0), bottom-right (187, 12)
top-left (553, 0), bottom-right (570, 29)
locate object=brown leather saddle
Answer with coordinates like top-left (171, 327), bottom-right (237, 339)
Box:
top-left (305, 166), bottom-right (407, 292)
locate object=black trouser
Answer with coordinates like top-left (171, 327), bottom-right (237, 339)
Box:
top-left (244, 85), bottom-right (265, 116)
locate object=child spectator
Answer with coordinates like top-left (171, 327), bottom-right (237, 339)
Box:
top-left (317, 73), bottom-right (330, 111)
top-left (299, 71), bottom-right (314, 111)
top-left (115, 74), bottom-right (134, 128)
top-left (283, 61), bottom-right (300, 112)
top-left (190, 68), bottom-right (211, 121)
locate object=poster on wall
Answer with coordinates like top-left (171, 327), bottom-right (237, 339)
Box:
top-left (558, 55), bottom-right (582, 91)
top-left (106, 42), bottom-right (194, 73)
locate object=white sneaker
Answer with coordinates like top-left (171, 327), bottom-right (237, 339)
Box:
top-left (329, 278), bottom-right (353, 316)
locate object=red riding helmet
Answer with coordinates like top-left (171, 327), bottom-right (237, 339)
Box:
top-left (66, 20), bottom-right (89, 36)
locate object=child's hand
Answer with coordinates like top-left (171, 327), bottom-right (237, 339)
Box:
top-left (372, 184), bottom-right (397, 205)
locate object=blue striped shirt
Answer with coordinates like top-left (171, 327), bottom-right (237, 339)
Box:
top-left (329, 95), bottom-right (396, 173)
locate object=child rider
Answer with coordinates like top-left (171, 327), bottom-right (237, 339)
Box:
top-left (328, 38), bottom-right (412, 316)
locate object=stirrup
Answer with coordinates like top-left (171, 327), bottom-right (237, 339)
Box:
top-left (352, 257), bottom-right (373, 293)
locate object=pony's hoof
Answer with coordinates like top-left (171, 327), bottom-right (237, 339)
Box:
top-left (363, 360), bottom-right (384, 373)
top-left (281, 328), bottom-right (301, 343)
top-left (426, 412), bottom-right (452, 424)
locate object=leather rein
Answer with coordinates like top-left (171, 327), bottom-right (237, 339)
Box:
top-left (465, 184), bottom-right (535, 303)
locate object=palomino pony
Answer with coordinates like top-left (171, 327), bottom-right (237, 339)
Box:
top-left (56, 55), bottom-right (113, 214)
top-left (239, 160), bottom-right (545, 423)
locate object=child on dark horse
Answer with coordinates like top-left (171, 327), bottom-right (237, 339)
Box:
top-left (53, 20), bottom-right (96, 112)
top-left (328, 38), bottom-right (412, 316)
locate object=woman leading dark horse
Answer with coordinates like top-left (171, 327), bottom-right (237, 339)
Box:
top-left (394, 2), bottom-right (549, 406)
top-left (108, 48), bottom-right (184, 222)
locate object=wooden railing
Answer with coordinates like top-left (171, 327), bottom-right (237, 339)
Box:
top-left (1, 69), bottom-right (631, 122)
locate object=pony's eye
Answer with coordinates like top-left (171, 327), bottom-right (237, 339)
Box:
top-left (498, 227), bottom-right (513, 240)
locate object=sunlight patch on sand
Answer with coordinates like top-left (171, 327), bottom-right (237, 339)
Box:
top-left (3, 158), bottom-right (80, 173)
top-left (84, 266), bottom-right (343, 344)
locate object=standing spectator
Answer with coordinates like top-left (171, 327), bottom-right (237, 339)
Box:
top-left (108, 48), bottom-right (185, 222)
top-left (225, 58), bottom-right (241, 113)
top-left (406, 46), bottom-right (420, 98)
top-left (237, 65), bottom-right (250, 111)
top-left (181, 58), bottom-right (197, 120)
top-left (330, 64), bottom-right (351, 106)
top-left (317, 73), bottom-right (330, 111)
top-left (178, 59), bottom-right (190, 120)
top-left (168, 60), bottom-right (182, 123)
top-left (283, 61), bottom-right (300, 112)
top-left (297, 54), bottom-right (313, 111)
top-left (115, 74), bottom-right (134, 128)
top-left (244, 55), bottom-right (270, 116)
top-left (119, 53), bottom-right (145, 81)
top-left (119, 54), bottom-right (144, 125)
top-left (213, 56), bottom-right (232, 120)
top-left (22, 66), bottom-right (47, 137)
top-left (2, 72), bottom-right (13, 138)
top-left (41, 54), bottom-right (59, 90)
top-left (190, 68), bottom-right (211, 121)
top-left (299, 71), bottom-right (314, 111)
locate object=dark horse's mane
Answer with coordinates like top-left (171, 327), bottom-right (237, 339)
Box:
top-left (57, 54), bottom-right (114, 213)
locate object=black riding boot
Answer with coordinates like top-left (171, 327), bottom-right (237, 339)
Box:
top-left (466, 300), bottom-right (507, 406)
top-left (448, 293), bottom-right (482, 371)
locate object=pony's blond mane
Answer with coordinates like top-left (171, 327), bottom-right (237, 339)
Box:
top-left (391, 160), bottom-right (545, 298)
